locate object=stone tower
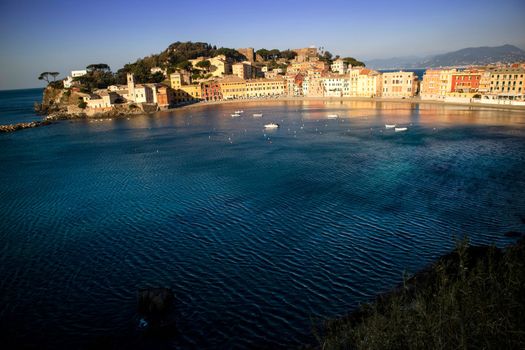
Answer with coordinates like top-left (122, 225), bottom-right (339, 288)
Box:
top-left (127, 73), bottom-right (135, 102)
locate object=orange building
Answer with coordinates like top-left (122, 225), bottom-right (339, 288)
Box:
top-left (420, 69), bottom-right (441, 99)
top-left (156, 85), bottom-right (174, 108)
top-left (451, 70), bottom-right (482, 92)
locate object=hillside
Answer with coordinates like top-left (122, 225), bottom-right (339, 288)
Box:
top-left (366, 44), bottom-right (525, 69)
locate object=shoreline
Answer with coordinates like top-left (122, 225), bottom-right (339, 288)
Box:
top-left (172, 96), bottom-right (525, 112)
top-left (2, 95), bottom-right (524, 133)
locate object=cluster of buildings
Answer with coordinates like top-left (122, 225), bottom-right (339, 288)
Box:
top-left (64, 46), bottom-right (525, 113)
top-left (420, 64), bottom-right (525, 104)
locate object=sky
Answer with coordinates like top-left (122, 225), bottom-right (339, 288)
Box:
top-left (1, 0), bottom-right (524, 90)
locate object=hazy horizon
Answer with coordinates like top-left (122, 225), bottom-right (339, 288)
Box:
top-left (1, 0), bottom-right (524, 90)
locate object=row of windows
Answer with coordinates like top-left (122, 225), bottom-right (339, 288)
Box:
top-left (491, 87), bottom-right (523, 92)
top-left (494, 74), bottom-right (524, 79)
top-left (384, 80), bottom-right (412, 84)
top-left (455, 76), bottom-right (480, 80)
top-left (492, 81), bottom-right (523, 85)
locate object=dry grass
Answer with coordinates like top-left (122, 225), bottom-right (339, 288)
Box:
top-left (317, 238), bottom-right (525, 350)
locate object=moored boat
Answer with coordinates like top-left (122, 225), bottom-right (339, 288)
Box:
top-left (231, 113), bottom-right (241, 117)
top-left (395, 127), bottom-right (407, 132)
top-left (253, 113), bottom-right (263, 117)
top-left (327, 114), bottom-right (339, 119)
top-left (385, 124), bottom-right (396, 128)
top-left (264, 123), bottom-right (279, 129)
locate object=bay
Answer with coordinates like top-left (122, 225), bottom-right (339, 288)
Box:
top-left (1, 99), bottom-right (524, 349)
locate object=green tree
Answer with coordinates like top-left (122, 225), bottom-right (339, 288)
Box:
top-left (280, 49), bottom-right (297, 60)
top-left (215, 47), bottom-right (246, 62)
top-left (176, 60), bottom-right (193, 72)
top-left (321, 51), bottom-right (333, 63)
top-left (342, 57), bottom-right (366, 67)
top-left (150, 71), bottom-right (165, 83)
top-left (256, 49), bottom-right (270, 61)
top-left (86, 63), bottom-right (111, 73)
top-left (49, 72), bottom-right (60, 81)
top-left (196, 60), bottom-right (211, 72)
top-left (38, 72), bottom-right (52, 83)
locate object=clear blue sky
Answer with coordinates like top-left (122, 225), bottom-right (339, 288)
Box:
top-left (1, 0), bottom-right (524, 90)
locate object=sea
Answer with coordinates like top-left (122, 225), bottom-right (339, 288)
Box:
top-left (0, 88), bottom-right (44, 125)
top-left (378, 68), bottom-right (426, 80)
top-left (1, 89), bottom-right (525, 349)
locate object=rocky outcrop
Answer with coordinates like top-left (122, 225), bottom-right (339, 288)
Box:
top-left (0, 121), bottom-right (53, 133)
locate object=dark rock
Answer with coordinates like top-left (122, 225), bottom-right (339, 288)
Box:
top-left (138, 287), bottom-right (174, 316)
top-left (504, 231), bottom-right (524, 238)
top-left (0, 120), bottom-right (52, 133)
top-left (136, 288), bottom-right (176, 335)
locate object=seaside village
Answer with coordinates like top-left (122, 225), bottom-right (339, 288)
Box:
top-left (63, 47), bottom-right (525, 114)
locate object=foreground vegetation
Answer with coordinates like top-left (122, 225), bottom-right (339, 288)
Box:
top-left (317, 238), bottom-right (525, 349)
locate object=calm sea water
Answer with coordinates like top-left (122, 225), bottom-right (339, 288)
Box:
top-left (1, 96), bottom-right (525, 349)
top-left (0, 88), bottom-right (44, 125)
top-left (379, 69), bottom-right (426, 80)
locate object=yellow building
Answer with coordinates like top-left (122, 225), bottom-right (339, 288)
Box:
top-left (169, 84), bottom-right (202, 104)
top-left (340, 68), bottom-right (381, 97)
top-left (245, 78), bottom-right (286, 98)
top-left (180, 84), bottom-right (202, 100)
top-left (489, 67), bottom-right (525, 98)
top-left (208, 55), bottom-right (231, 77)
top-left (232, 62), bottom-right (253, 79)
top-left (478, 70), bottom-right (492, 94)
top-left (219, 76), bottom-right (246, 100)
top-left (170, 72), bottom-right (183, 89)
top-left (438, 69), bottom-right (457, 98)
top-left (356, 68), bottom-right (382, 97)
top-left (382, 71), bottom-right (418, 98)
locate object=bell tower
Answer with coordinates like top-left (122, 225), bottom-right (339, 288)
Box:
top-left (127, 73), bottom-right (135, 102)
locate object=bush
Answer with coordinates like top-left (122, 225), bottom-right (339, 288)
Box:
top-left (78, 101), bottom-right (87, 109)
top-left (48, 80), bottom-right (64, 89)
top-left (318, 238), bottom-right (525, 349)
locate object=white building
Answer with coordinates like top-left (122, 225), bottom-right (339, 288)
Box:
top-left (84, 91), bottom-right (119, 109)
top-left (322, 74), bottom-right (347, 97)
top-left (64, 69), bottom-right (88, 88)
top-left (331, 59), bottom-right (348, 74)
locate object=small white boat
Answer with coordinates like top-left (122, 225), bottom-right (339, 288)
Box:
top-left (253, 113), bottom-right (263, 117)
top-left (235, 110), bottom-right (244, 114)
top-left (327, 114), bottom-right (339, 119)
top-left (395, 127), bottom-right (407, 132)
top-left (385, 124), bottom-right (396, 128)
top-left (231, 113), bottom-right (241, 117)
top-left (264, 123), bottom-right (279, 129)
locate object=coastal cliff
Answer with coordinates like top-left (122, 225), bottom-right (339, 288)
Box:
top-left (34, 85), bottom-right (71, 114)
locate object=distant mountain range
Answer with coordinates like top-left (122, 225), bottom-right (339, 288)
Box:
top-left (366, 44), bottom-right (525, 69)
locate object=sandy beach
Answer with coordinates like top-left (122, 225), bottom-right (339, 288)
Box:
top-left (173, 96), bottom-right (525, 112)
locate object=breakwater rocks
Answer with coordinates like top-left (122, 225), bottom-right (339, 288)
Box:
top-left (0, 120), bottom-right (53, 133)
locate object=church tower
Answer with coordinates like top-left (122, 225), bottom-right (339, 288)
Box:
top-left (127, 73), bottom-right (136, 102)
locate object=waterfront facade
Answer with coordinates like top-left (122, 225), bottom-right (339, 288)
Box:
top-left (382, 71), bottom-right (418, 98)
top-left (489, 67), bottom-right (525, 98)
top-left (219, 76), bottom-right (247, 99)
top-left (451, 70), bottom-right (482, 92)
top-left (420, 69), bottom-right (442, 99)
top-left (245, 78), bottom-right (286, 98)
